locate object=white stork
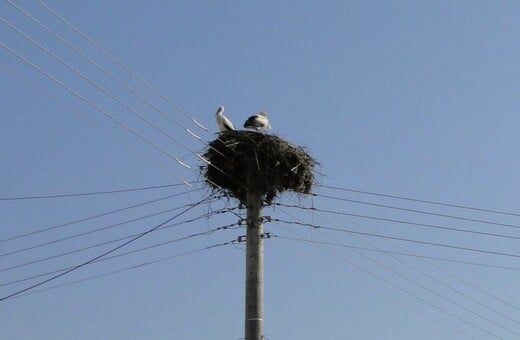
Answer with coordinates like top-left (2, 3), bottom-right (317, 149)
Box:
top-left (244, 112), bottom-right (271, 132)
top-left (215, 106), bottom-right (235, 132)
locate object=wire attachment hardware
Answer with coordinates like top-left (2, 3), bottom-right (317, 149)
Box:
top-left (237, 233), bottom-right (271, 242)
top-left (260, 232), bottom-right (271, 239)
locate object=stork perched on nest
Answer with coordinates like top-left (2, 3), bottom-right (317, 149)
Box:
top-left (244, 112), bottom-right (271, 132)
top-left (215, 106), bottom-right (235, 132)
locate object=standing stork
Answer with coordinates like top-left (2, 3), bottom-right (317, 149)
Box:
top-left (244, 112), bottom-right (271, 132)
top-left (215, 106), bottom-right (235, 132)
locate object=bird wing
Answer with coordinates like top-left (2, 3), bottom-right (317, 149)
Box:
top-left (217, 114), bottom-right (235, 131)
top-left (223, 116), bottom-right (235, 130)
top-left (244, 115), bottom-right (260, 128)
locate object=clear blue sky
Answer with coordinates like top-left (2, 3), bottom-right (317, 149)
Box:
top-left (2, 1), bottom-right (520, 339)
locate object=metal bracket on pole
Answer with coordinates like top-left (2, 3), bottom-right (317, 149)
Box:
top-left (243, 217), bottom-right (266, 225)
top-left (238, 233), bottom-right (271, 243)
top-left (260, 232), bottom-right (271, 239)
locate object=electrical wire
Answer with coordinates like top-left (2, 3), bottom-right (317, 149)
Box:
top-left (268, 225), bottom-right (477, 340)
top-left (0, 34), bottom-right (238, 194)
top-left (1, 206), bottom-right (237, 274)
top-left (0, 195), bottom-right (215, 259)
top-left (0, 187), bottom-right (202, 244)
top-left (85, 221), bottom-right (240, 264)
top-left (0, 60), bottom-right (190, 180)
top-left (2, 7), bottom-right (250, 197)
top-left (2, 220), bottom-right (241, 288)
top-left (274, 203), bottom-right (520, 240)
top-left (273, 208), bottom-right (520, 336)
top-left (314, 193), bottom-right (520, 230)
top-left (0, 3), bottom-right (248, 306)
top-left (302, 196), bottom-right (520, 315)
top-left (13, 239), bottom-right (236, 299)
top-left (0, 39), bottom-right (246, 279)
top-left (0, 195), bottom-right (210, 302)
top-left (3, 3), bottom-right (236, 176)
top-left (273, 234), bottom-right (520, 271)
top-left (318, 184), bottom-right (520, 218)
top-left (4, 0), bottom-right (203, 141)
top-left (0, 14), bottom-right (197, 170)
top-left (3, 2), bottom-right (243, 188)
top-left (0, 182), bottom-right (199, 201)
top-left (35, 0), bottom-right (210, 133)
top-left (270, 219), bottom-right (499, 339)
top-left (272, 218), bottom-right (520, 259)
top-left (0, 40), bottom-right (193, 182)
top-left (302, 201), bottom-right (520, 327)
top-left (0, 31), bottom-right (237, 201)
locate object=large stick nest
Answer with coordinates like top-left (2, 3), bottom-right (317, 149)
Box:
top-left (202, 130), bottom-right (316, 204)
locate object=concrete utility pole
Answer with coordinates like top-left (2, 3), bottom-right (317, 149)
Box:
top-left (244, 190), bottom-right (264, 340)
top-left (204, 130), bottom-right (315, 340)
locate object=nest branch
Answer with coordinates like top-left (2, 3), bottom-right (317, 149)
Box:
top-left (202, 130), bottom-right (316, 204)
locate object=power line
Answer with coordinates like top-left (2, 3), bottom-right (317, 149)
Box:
top-left (273, 235), bottom-right (520, 271)
top-left (13, 239), bottom-right (236, 299)
top-left (4, 0), bottom-right (204, 142)
top-left (0, 14), bottom-right (245, 193)
top-left (0, 206), bottom-right (237, 274)
top-left (0, 40), bottom-right (193, 182)
top-left (318, 184), bottom-right (520, 218)
top-left (0, 194), bottom-right (223, 259)
top-left (34, 0), bottom-right (209, 133)
top-left (274, 203), bottom-right (520, 240)
top-left (272, 219), bottom-right (501, 339)
top-left (2, 204), bottom-right (238, 273)
top-left (274, 207), bottom-right (520, 335)
top-left (269, 229), bottom-right (473, 340)
top-left (0, 60), bottom-right (189, 180)
top-left (2, 220), bottom-right (241, 288)
top-left (0, 188), bottom-right (202, 244)
top-left (75, 221), bottom-right (240, 265)
top-left (0, 14), bottom-right (197, 170)
top-left (6, 0), bottom-right (238, 180)
top-left (0, 195), bottom-right (210, 302)
top-left (0, 30), bottom-right (236, 194)
top-left (314, 193), bottom-right (520, 230)
top-left (272, 218), bottom-right (520, 259)
top-left (0, 182), bottom-right (199, 201)
top-left (6, 0), bottom-right (241, 177)
top-left (0, 42), bottom-right (244, 250)
top-left (303, 196), bottom-right (520, 316)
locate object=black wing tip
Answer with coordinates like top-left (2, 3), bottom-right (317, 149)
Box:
top-left (243, 116), bottom-right (255, 128)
